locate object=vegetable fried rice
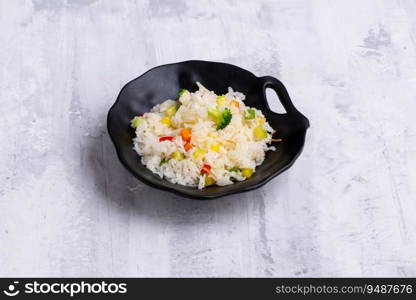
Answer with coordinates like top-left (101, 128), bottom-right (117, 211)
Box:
top-left (131, 82), bottom-right (277, 189)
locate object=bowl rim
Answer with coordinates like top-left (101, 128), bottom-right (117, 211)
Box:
top-left (107, 60), bottom-right (309, 200)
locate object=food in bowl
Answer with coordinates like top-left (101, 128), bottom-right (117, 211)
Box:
top-left (130, 82), bottom-right (279, 189)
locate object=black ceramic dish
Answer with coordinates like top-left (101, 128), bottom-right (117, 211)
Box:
top-left (107, 60), bottom-right (309, 199)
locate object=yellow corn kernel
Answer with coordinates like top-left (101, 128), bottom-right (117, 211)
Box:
top-left (253, 125), bottom-right (267, 141)
top-left (205, 176), bottom-right (216, 186)
top-left (210, 143), bottom-right (220, 152)
top-left (165, 105), bottom-right (178, 117)
top-left (160, 117), bottom-right (171, 126)
top-left (193, 148), bottom-right (207, 159)
top-left (258, 116), bottom-right (265, 125)
top-left (241, 168), bottom-right (254, 178)
top-left (171, 151), bottom-right (184, 161)
top-left (216, 95), bottom-right (227, 107)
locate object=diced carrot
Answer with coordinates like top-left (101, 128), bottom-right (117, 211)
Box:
top-left (184, 142), bottom-right (193, 152)
top-left (180, 128), bottom-right (192, 143)
top-left (230, 100), bottom-right (240, 108)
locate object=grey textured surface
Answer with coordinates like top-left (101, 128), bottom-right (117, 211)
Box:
top-left (1, 0), bottom-right (416, 277)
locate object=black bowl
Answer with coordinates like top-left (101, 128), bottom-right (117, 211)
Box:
top-left (107, 60), bottom-right (309, 199)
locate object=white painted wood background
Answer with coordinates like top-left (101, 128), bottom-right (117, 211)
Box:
top-left (1, 0), bottom-right (416, 277)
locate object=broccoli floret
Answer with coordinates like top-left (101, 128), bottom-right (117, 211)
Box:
top-left (208, 107), bottom-right (232, 130)
top-left (217, 108), bottom-right (232, 130)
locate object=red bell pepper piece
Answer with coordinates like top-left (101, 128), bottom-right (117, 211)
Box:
top-left (201, 164), bottom-right (211, 174)
top-left (159, 136), bottom-right (173, 142)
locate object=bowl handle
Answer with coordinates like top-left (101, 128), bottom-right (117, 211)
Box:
top-left (260, 76), bottom-right (310, 127)
top-left (260, 76), bottom-right (299, 114)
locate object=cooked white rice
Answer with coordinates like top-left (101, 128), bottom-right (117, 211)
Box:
top-left (131, 82), bottom-right (276, 189)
